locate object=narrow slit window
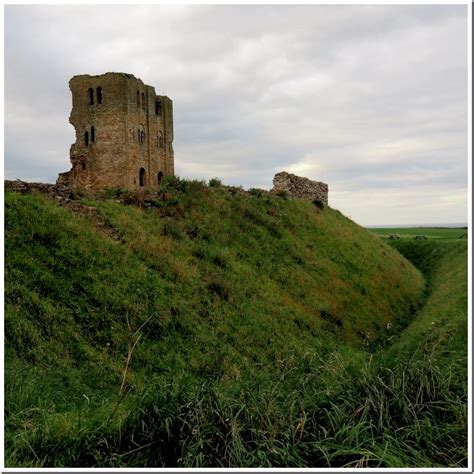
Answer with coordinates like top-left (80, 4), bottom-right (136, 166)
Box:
top-left (141, 92), bottom-right (145, 110)
top-left (91, 126), bottom-right (95, 142)
top-left (137, 90), bottom-right (140, 107)
top-left (88, 88), bottom-right (94, 105)
top-left (85, 131), bottom-right (89, 146)
top-left (139, 168), bottom-right (146, 187)
top-left (96, 87), bottom-right (103, 104)
top-left (155, 100), bottom-right (162, 115)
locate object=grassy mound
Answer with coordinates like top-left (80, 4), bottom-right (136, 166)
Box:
top-left (5, 179), bottom-right (465, 467)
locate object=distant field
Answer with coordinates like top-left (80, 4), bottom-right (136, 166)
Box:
top-left (369, 227), bottom-right (467, 240)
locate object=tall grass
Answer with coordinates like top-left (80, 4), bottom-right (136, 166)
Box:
top-left (6, 349), bottom-right (466, 467)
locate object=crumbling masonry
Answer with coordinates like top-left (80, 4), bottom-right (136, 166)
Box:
top-left (57, 72), bottom-right (174, 190)
top-left (272, 172), bottom-right (328, 204)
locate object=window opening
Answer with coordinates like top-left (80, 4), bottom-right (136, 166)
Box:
top-left (96, 87), bottom-right (103, 104)
top-left (139, 168), bottom-right (146, 187)
top-left (155, 100), bottom-right (162, 115)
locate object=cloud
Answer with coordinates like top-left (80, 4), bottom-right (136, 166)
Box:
top-left (4, 4), bottom-right (468, 225)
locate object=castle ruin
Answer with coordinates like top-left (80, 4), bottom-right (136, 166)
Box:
top-left (57, 72), bottom-right (174, 190)
top-left (272, 172), bottom-right (328, 204)
top-left (54, 72), bottom-right (329, 202)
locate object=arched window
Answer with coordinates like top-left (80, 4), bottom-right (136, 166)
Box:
top-left (139, 168), bottom-right (146, 187)
top-left (157, 131), bottom-right (163, 148)
top-left (157, 171), bottom-right (164, 185)
top-left (96, 87), bottom-right (103, 104)
top-left (141, 92), bottom-right (145, 110)
top-left (84, 131), bottom-right (89, 146)
top-left (155, 100), bottom-right (162, 115)
top-left (136, 90), bottom-right (140, 107)
top-left (138, 125), bottom-right (145, 144)
top-left (88, 88), bottom-right (94, 105)
top-left (91, 126), bottom-right (95, 142)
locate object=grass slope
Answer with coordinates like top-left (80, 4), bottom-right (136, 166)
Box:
top-left (4, 180), bottom-right (466, 467)
top-left (388, 239), bottom-right (468, 376)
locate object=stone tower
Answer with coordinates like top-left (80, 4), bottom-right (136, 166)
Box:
top-left (57, 72), bottom-right (174, 190)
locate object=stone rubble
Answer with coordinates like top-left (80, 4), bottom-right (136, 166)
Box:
top-left (271, 172), bottom-right (328, 204)
top-left (5, 179), bottom-right (96, 214)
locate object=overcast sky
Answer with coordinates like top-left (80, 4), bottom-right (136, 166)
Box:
top-left (4, 5), bottom-right (468, 226)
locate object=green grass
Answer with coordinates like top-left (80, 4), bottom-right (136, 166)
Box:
top-left (369, 227), bottom-right (467, 240)
top-left (387, 239), bottom-right (467, 373)
top-left (4, 180), bottom-right (467, 467)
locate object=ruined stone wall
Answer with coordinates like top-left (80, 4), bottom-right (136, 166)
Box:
top-left (272, 172), bottom-right (328, 204)
top-left (58, 72), bottom-right (174, 191)
top-left (123, 76), bottom-right (174, 189)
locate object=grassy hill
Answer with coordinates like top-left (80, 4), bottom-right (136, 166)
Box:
top-left (4, 178), bottom-right (467, 467)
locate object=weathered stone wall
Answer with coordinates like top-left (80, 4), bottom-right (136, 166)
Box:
top-left (272, 172), bottom-right (328, 204)
top-left (5, 179), bottom-right (91, 206)
top-left (58, 72), bottom-right (174, 191)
